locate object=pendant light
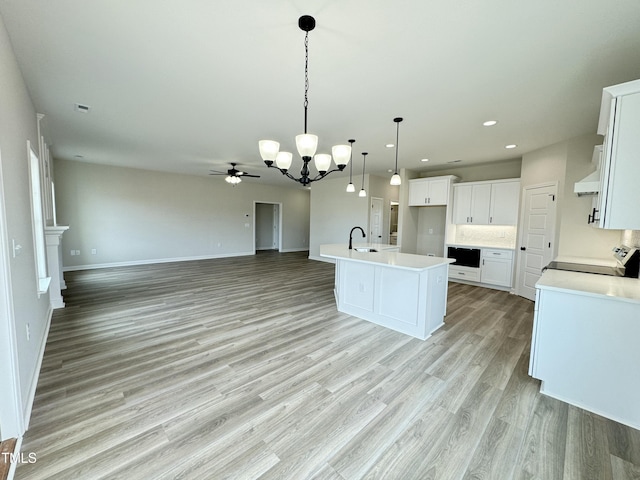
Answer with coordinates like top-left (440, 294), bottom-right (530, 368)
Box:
top-left (359, 152), bottom-right (367, 198)
top-left (390, 117), bottom-right (403, 185)
top-left (346, 139), bottom-right (356, 192)
top-left (258, 15), bottom-right (351, 186)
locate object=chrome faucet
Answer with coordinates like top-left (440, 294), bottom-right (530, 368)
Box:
top-left (349, 226), bottom-right (366, 249)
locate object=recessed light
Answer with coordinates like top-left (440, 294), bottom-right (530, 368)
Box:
top-left (483, 120), bottom-right (498, 126)
top-left (505, 144), bottom-right (517, 149)
top-left (421, 158), bottom-right (429, 162)
top-left (387, 169), bottom-right (393, 173)
top-left (385, 144), bottom-right (394, 148)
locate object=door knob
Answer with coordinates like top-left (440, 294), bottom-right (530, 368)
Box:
top-left (520, 247), bottom-right (526, 251)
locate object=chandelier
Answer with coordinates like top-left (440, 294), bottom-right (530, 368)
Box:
top-left (258, 15), bottom-right (351, 186)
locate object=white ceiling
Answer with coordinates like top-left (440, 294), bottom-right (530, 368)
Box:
top-left (2, 1), bottom-right (640, 188)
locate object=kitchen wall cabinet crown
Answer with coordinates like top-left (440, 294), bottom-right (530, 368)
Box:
top-left (595, 79), bottom-right (640, 230)
top-left (408, 175), bottom-right (459, 206)
top-left (452, 178), bottom-right (520, 225)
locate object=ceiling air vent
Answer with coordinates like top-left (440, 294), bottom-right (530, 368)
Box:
top-left (74, 103), bottom-right (91, 113)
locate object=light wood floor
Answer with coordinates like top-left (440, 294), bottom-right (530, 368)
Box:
top-left (16, 251), bottom-right (640, 479)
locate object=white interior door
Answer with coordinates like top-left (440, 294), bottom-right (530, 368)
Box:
top-left (370, 197), bottom-right (383, 243)
top-left (516, 183), bottom-right (557, 301)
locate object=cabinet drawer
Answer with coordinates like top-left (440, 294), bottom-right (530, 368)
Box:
top-left (448, 266), bottom-right (480, 282)
top-left (482, 248), bottom-right (513, 259)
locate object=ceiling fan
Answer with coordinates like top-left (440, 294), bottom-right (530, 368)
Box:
top-left (209, 162), bottom-right (260, 185)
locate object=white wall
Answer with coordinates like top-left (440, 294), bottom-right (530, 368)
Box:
top-left (54, 159), bottom-right (310, 269)
top-left (0, 12), bottom-right (52, 439)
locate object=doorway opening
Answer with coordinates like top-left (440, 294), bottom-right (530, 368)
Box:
top-left (254, 202), bottom-right (282, 253)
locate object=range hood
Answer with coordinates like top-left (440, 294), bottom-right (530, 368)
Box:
top-left (574, 170), bottom-right (600, 196)
top-left (574, 145), bottom-right (602, 196)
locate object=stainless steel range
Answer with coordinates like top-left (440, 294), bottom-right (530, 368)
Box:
top-left (544, 245), bottom-right (640, 278)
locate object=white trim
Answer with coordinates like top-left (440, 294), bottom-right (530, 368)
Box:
top-left (62, 251), bottom-right (255, 272)
top-left (0, 148), bottom-right (25, 440)
top-left (253, 201), bottom-right (283, 254)
top-left (22, 305), bottom-right (52, 430)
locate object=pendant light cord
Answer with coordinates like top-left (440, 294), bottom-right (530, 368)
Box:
top-left (394, 120), bottom-right (400, 172)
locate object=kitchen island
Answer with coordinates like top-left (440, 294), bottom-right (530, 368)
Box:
top-left (320, 244), bottom-right (454, 340)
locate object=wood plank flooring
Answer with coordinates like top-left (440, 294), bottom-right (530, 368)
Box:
top-left (15, 251), bottom-right (640, 479)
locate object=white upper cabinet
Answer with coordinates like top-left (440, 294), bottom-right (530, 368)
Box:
top-left (453, 184), bottom-right (491, 224)
top-left (596, 79), bottom-right (640, 230)
top-left (408, 176), bottom-right (458, 206)
top-left (453, 179), bottom-right (520, 225)
top-left (489, 181), bottom-right (521, 225)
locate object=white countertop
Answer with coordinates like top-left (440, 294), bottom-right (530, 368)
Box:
top-left (320, 244), bottom-right (454, 271)
top-left (536, 269), bottom-right (640, 304)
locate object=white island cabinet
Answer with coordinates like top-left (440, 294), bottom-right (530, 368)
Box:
top-left (530, 269), bottom-right (640, 429)
top-left (320, 244), bottom-right (454, 340)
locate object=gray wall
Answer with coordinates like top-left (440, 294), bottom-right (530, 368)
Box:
top-left (54, 159), bottom-right (310, 269)
top-left (520, 133), bottom-right (621, 258)
top-left (0, 13), bottom-right (52, 438)
top-left (308, 174), bottom-right (399, 260)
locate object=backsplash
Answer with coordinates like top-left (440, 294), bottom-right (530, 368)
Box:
top-left (621, 230), bottom-right (640, 247)
top-left (452, 225), bottom-right (517, 248)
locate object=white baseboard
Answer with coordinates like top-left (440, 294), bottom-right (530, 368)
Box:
top-left (63, 251), bottom-right (255, 272)
top-left (22, 305), bottom-right (52, 430)
top-left (280, 247), bottom-right (309, 253)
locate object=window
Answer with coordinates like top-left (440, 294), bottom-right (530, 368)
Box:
top-left (27, 141), bottom-right (50, 294)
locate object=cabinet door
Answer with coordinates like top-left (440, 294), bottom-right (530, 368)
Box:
top-left (408, 180), bottom-right (428, 206)
top-left (427, 178), bottom-right (449, 205)
top-left (480, 257), bottom-right (512, 287)
top-left (489, 181), bottom-right (520, 225)
top-left (598, 91), bottom-right (640, 229)
top-left (452, 185), bottom-right (472, 223)
top-left (470, 184), bottom-right (491, 224)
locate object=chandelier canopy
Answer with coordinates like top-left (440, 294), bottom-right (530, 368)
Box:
top-left (258, 15), bottom-right (351, 186)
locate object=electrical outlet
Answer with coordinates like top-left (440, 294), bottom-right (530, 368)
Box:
top-left (75, 250), bottom-right (81, 255)
top-left (70, 250), bottom-right (76, 256)
top-left (91, 249), bottom-right (97, 255)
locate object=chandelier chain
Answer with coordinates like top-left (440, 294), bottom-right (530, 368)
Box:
top-left (304, 31), bottom-right (309, 133)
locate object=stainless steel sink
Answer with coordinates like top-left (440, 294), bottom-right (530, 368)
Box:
top-left (354, 248), bottom-right (377, 253)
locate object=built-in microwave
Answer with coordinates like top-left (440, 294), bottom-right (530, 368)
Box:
top-left (447, 246), bottom-right (481, 268)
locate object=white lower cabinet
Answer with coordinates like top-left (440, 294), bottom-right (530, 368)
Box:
top-left (530, 285), bottom-right (640, 429)
top-left (480, 249), bottom-right (513, 287)
top-left (448, 247), bottom-right (514, 289)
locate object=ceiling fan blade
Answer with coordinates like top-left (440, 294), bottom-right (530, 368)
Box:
top-left (242, 174), bottom-right (261, 178)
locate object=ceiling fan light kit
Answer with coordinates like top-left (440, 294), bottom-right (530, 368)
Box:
top-left (210, 162), bottom-right (260, 186)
